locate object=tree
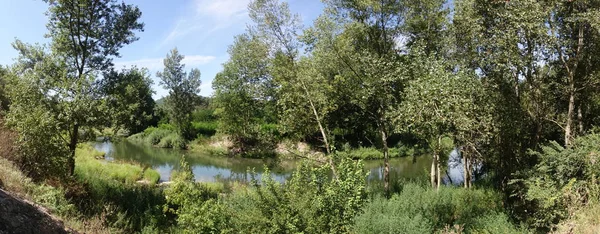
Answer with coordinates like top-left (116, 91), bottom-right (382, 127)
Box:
top-left (16, 0), bottom-right (145, 175)
top-left (157, 48), bottom-right (202, 139)
top-left (213, 33), bottom-right (277, 154)
top-left (321, 0), bottom-right (406, 195)
top-left (4, 43), bottom-right (71, 179)
top-left (396, 55), bottom-right (491, 189)
top-left (102, 67), bottom-right (155, 135)
top-left (0, 66), bottom-right (9, 112)
top-left (401, 0), bottom-right (451, 56)
top-left (247, 0), bottom-right (340, 174)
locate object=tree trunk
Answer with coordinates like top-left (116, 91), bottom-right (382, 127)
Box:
top-left (436, 153), bottom-right (441, 190)
top-left (436, 136), bottom-right (441, 190)
top-left (565, 84), bottom-right (575, 147)
top-left (68, 124), bottom-right (79, 176)
top-left (463, 148), bottom-right (468, 188)
top-left (578, 104), bottom-right (584, 135)
top-left (431, 153), bottom-right (437, 189)
top-left (303, 81), bottom-right (337, 180)
top-left (380, 127), bottom-right (390, 197)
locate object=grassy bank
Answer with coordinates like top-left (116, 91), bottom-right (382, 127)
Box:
top-left (75, 144), bottom-right (160, 184)
top-left (0, 143), bottom-right (169, 233)
top-left (355, 182), bottom-right (527, 233)
top-left (336, 144), bottom-right (430, 160)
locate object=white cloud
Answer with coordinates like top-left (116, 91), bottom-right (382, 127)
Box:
top-left (196, 0), bottom-right (250, 20)
top-left (114, 55), bottom-right (216, 71)
top-left (159, 0), bottom-right (250, 47)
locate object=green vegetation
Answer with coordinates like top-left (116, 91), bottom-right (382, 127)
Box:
top-left (1, 0), bottom-right (600, 233)
top-left (102, 67), bottom-right (156, 135)
top-left (355, 183), bottom-right (526, 233)
top-left (157, 48), bottom-right (202, 140)
top-left (75, 144), bottom-right (160, 185)
top-left (336, 145), bottom-right (429, 160)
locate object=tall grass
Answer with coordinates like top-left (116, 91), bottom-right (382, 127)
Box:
top-left (336, 145), bottom-right (430, 160)
top-left (75, 144), bottom-right (160, 184)
top-left (354, 182), bottom-right (528, 233)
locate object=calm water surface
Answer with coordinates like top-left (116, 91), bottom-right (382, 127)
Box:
top-left (93, 140), bottom-right (465, 184)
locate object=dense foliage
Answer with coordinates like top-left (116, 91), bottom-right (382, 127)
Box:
top-left (1, 0), bottom-right (600, 233)
top-left (157, 48), bottom-right (203, 140)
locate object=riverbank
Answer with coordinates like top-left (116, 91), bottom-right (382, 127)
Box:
top-left (127, 124), bottom-right (428, 161)
top-left (0, 143), bottom-right (169, 233)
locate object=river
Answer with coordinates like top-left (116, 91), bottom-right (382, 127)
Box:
top-left (93, 140), bottom-right (466, 185)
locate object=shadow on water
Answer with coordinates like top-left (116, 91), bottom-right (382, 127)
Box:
top-left (93, 140), bottom-right (468, 185)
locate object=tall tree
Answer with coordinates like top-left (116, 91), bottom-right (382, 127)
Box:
top-left (322, 0), bottom-right (406, 195)
top-left (247, 0), bottom-right (340, 176)
top-left (35, 0), bottom-right (144, 175)
top-left (401, 0), bottom-right (450, 56)
top-left (0, 66), bottom-right (8, 112)
top-left (102, 67), bottom-right (155, 135)
top-left (213, 33), bottom-right (276, 154)
top-left (157, 48), bottom-right (202, 139)
top-left (6, 42), bottom-right (73, 179)
top-left (397, 54), bottom-right (491, 189)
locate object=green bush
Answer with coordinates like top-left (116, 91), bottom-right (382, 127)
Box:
top-left (146, 128), bottom-right (171, 145)
top-left (157, 132), bottom-right (187, 149)
top-left (143, 169), bottom-right (161, 184)
top-left (164, 157), bottom-right (231, 233)
top-left (354, 183), bottom-right (522, 233)
top-left (510, 133), bottom-right (600, 230)
top-left (336, 145), bottom-right (429, 160)
top-left (226, 156), bottom-right (368, 233)
top-left (191, 121), bottom-right (218, 137)
top-left (192, 108), bottom-right (217, 122)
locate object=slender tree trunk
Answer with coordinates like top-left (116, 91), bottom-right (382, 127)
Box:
top-left (436, 154), bottom-right (441, 190)
top-left (436, 136), bottom-right (441, 190)
top-left (565, 82), bottom-right (575, 147)
top-left (379, 125), bottom-right (390, 196)
top-left (68, 124), bottom-right (79, 176)
top-left (431, 152), bottom-right (436, 189)
top-left (578, 104), bottom-right (584, 135)
top-left (301, 80), bottom-right (338, 180)
top-left (463, 148), bottom-right (468, 188)
top-left (560, 23), bottom-right (583, 148)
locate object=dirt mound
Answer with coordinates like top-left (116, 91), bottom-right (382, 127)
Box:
top-left (0, 189), bottom-right (72, 234)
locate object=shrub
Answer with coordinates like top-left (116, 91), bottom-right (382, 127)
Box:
top-left (510, 133), bottom-right (600, 230)
top-left (192, 108), bottom-right (217, 122)
top-left (146, 128), bottom-right (171, 146)
top-left (157, 133), bottom-right (187, 149)
top-left (226, 156), bottom-right (368, 233)
top-left (354, 183), bottom-right (522, 233)
top-left (191, 121), bottom-right (218, 137)
top-left (164, 157), bottom-right (231, 233)
top-left (143, 169), bottom-right (161, 184)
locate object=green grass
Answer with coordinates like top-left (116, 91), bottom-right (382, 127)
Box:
top-left (191, 121), bottom-right (218, 137)
top-left (75, 144), bottom-right (160, 184)
top-left (72, 143), bottom-right (169, 232)
top-left (336, 145), bottom-right (430, 160)
top-left (128, 126), bottom-right (188, 149)
top-left (354, 182), bottom-right (528, 233)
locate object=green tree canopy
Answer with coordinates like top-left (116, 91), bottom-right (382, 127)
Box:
top-left (157, 48), bottom-right (202, 139)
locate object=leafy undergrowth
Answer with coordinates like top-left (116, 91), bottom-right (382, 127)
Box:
top-left (128, 125), bottom-right (187, 150)
top-left (0, 143), bottom-right (171, 233)
top-left (354, 183), bottom-right (529, 234)
top-left (75, 143), bottom-right (160, 184)
top-left (336, 145), bottom-right (430, 160)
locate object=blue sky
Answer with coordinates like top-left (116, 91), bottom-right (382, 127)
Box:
top-left (0, 0), bottom-right (324, 99)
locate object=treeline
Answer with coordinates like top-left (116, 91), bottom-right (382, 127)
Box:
top-left (212, 0), bottom-right (600, 192)
top-left (1, 0), bottom-right (600, 232)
